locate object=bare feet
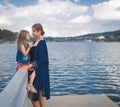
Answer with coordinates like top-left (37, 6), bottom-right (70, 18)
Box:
top-left (26, 84), bottom-right (37, 93)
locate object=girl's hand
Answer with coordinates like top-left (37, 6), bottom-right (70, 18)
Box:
top-left (28, 43), bottom-right (33, 48)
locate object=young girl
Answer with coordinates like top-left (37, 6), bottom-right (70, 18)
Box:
top-left (16, 30), bottom-right (37, 93)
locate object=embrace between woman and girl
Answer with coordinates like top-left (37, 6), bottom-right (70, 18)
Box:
top-left (16, 23), bottom-right (50, 107)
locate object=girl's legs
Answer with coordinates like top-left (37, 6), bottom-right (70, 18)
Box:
top-left (29, 70), bottom-right (35, 86)
top-left (27, 70), bottom-right (37, 93)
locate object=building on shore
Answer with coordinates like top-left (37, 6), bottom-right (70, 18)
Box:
top-left (96, 35), bottom-right (105, 40)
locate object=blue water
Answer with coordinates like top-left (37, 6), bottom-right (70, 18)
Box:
top-left (0, 42), bottom-right (120, 106)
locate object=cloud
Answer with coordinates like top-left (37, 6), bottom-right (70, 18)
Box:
top-left (0, 3), bottom-right (16, 26)
top-left (0, 15), bottom-right (12, 25)
top-left (37, 0), bottom-right (88, 16)
top-left (0, 0), bottom-right (119, 37)
top-left (74, 0), bottom-right (80, 3)
top-left (0, 0), bottom-right (91, 37)
top-left (92, 0), bottom-right (120, 20)
top-left (69, 15), bottom-right (92, 24)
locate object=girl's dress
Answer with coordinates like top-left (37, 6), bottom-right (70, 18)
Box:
top-left (29, 40), bottom-right (50, 101)
top-left (16, 44), bottom-right (29, 71)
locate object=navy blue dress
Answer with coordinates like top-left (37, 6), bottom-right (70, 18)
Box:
top-left (29, 40), bottom-right (50, 101)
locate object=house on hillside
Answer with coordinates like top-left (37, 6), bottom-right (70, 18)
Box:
top-left (96, 35), bottom-right (105, 42)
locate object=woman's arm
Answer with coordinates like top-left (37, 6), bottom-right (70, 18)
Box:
top-left (32, 41), bottom-right (49, 69)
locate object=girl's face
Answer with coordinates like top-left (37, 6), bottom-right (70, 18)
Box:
top-left (26, 33), bottom-right (30, 41)
top-left (32, 27), bottom-right (41, 38)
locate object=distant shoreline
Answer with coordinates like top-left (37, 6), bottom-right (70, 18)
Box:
top-left (0, 29), bottom-right (120, 43)
top-left (1, 41), bottom-right (120, 44)
top-left (0, 40), bottom-right (16, 44)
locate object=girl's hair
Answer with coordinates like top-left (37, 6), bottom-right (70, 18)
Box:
top-left (32, 23), bottom-right (45, 35)
top-left (17, 30), bottom-right (29, 49)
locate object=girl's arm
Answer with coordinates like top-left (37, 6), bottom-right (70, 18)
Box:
top-left (20, 45), bottom-right (31, 56)
top-left (29, 41), bottom-right (49, 69)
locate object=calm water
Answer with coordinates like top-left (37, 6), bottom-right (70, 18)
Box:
top-left (0, 42), bottom-right (120, 106)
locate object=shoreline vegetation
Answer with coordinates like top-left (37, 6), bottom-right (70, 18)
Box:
top-left (0, 29), bottom-right (120, 43)
top-left (0, 29), bottom-right (17, 43)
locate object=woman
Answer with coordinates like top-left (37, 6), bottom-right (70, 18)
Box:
top-left (28, 23), bottom-right (50, 107)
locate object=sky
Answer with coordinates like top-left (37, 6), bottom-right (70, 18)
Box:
top-left (0, 0), bottom-right (120, 37)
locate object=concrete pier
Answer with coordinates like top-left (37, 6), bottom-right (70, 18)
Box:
top-left (0, 70), bottom-right (119, 107)
top-left (44, 95), bottom-right (119, 107)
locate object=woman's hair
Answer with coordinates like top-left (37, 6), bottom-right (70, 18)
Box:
top-left (32, 23), bottom-right (45, 35)
top-left (17, 30), bottom-right (29, 49)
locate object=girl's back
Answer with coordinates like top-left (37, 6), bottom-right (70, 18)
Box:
top-left (16, 43), bottom-right (29, 64)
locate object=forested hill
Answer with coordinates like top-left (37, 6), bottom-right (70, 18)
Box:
top-left (0, 28), bottom-right (120, 42)
top-left (76, 30), bottom-right (120, 42)
top-left (44, 30), bottom-right (120, 42)
top-left (0, 29), bottom-right (17, 42)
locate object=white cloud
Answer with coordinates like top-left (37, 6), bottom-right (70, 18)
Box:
top-left (0, 15), bottom-right (12, 25)
top-left (0, 0), bottom-right (90, 37)
top-left (69, 15), bottom-right (92, 24)
top-left (74, 0), bottom-right (80, 3)
top-left (92, 0), bottom-right (120, 20)
top-left (38, 0), bottom-right (48, 3)
top-left (38, 1), bottom-right (88, 16)
top-left (0, 0), bottom-right (119, 37)
top-left (0, 3), bottom-right (16, 26)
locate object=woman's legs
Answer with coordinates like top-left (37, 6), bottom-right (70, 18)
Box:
top-left (28, 92), bottom-right (33, 100)
top-left (28, 89), bottom-right (45, 107)
top-left (39, 90), bottom-right (45, 107)
top-left (28, 92), bottom-right (40, 107)
top-left (32, 101), bottom-right (40, 107)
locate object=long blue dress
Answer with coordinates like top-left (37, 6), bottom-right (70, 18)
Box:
top-left (29, 40), bottom-right (50, 101)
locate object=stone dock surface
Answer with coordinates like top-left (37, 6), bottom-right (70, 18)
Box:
top-left (28, 95), bottom-right (119, 107)
top-left (48, 95), bottom-right (118, 107)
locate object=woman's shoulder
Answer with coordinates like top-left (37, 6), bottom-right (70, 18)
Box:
top-left (37, 40), bottom-right (47, 49)
top-left (38, 39), bottom-right (46, 45)
top-left (41, 39), bottom-right (46, 43)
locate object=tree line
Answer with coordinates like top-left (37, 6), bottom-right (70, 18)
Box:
top-left (0, 29), bottom-right (17, 42)
top-left (0, 29), bottom-right (120, 42)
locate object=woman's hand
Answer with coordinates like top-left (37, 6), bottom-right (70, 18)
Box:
top-left (28, 63), bottom-right (33, 68)
top-left (28, 63), bottom-right (34, 71)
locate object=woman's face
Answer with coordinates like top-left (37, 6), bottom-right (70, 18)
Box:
top-left (32, 27), bottom-right (41, 38)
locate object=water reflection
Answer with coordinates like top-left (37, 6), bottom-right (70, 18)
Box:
top-left (0, 42), bottom-right (120, 106)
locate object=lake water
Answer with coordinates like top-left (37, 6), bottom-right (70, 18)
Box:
top-left (0, 42), bottom-right (120, 106)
